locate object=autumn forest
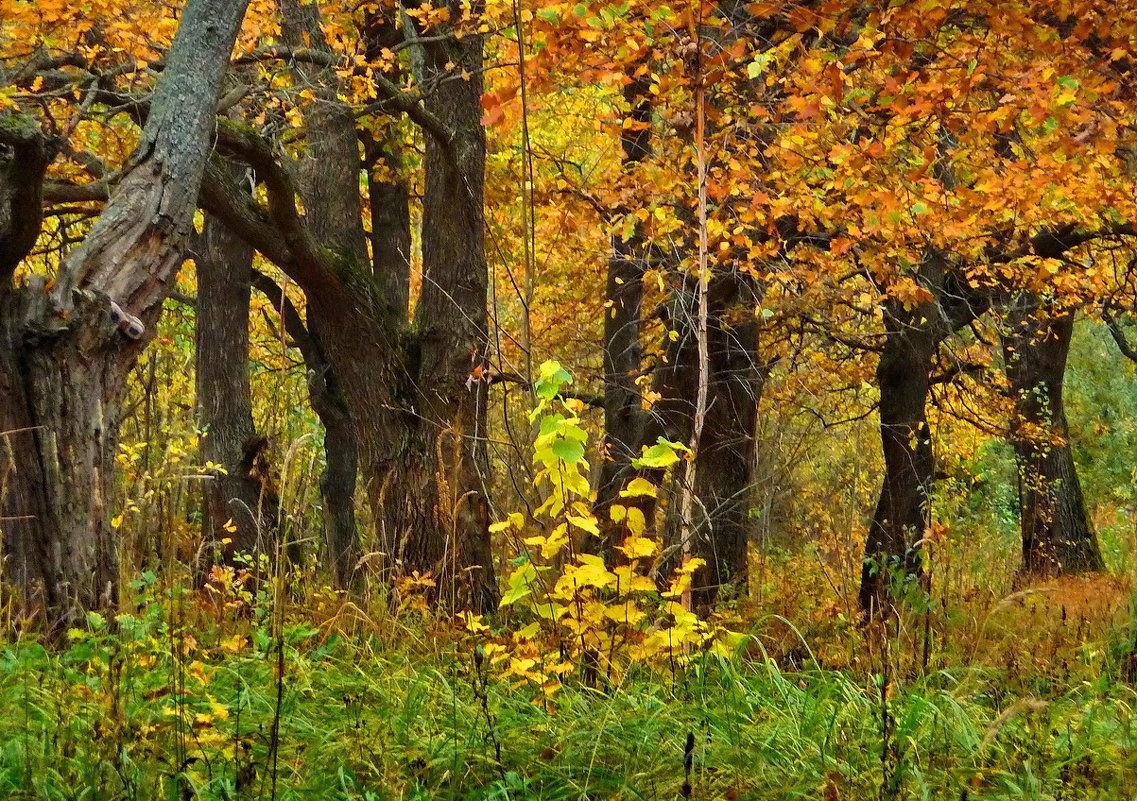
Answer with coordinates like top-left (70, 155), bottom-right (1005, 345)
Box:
top-left (2, 0), bottom-right (1137, 798)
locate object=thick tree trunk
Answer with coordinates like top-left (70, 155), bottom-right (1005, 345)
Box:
top-left (0, 302), bottom-right (122, 627)
top-left (314, 378), bottom-right (359, 587)
top-left (857, 250), bottom-right (986, 617)
top-left (592, 67), bottom-right (770, 604)
top-left (593, 234), bottom-right (652, 554)
top-left (0, 0), bottom-right (251, 631)
top-left (689, 295), bottom-right (763, 606)
top-left (0, 114), bottom-right (47, 278)
top-left (195, 215), bottom-right (278, 565)
top-left (268, 0), bottom-right (496, 608)
top-left (368, 158), bottom-right (412, 321)
top-left (0, 113), bottom-right (51, 615)
top-left (278, 0), bottom-right (384, 586)
top-left (392, 5), bottom-right (497, 612)
top-left (1003, 299), bottom-right (1104, 577)
top-left (361, 6), bottom-right (413, 319)
top-left (858, 302), bottom-right (936, 616)
top-left (652, 273), bottom-right (764, 606)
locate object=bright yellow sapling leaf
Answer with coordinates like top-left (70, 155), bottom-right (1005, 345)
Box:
top-left (616, 535), bottom-right (659, 559)
top-left (619, 477), bottom-right (657, 498)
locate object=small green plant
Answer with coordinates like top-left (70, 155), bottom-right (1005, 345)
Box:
top-left (484, 361), bottom-right (740, 696)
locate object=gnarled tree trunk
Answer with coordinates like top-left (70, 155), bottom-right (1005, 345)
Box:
top-left (858, 250), bottom-right (988, 616)
top-left (249, 270), bottom-right (359, 587)
top-left (388, 2), bottom-right (497, 611)
top-left (0, 0), bottom-right (251, 632)
top-left (215, 0), bottom-right (498, 609)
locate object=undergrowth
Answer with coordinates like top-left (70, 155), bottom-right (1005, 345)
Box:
top-left (1, 570), bottom-right (1136, 801)
top-left (4, 359), bottom-right (1137, 799)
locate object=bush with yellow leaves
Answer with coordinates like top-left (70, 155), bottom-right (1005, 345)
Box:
top-left (473, 361), bottom-right (742, 698)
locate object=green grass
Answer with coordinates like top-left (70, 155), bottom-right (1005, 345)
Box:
top-left (2, 589), bottom-right (1137, 801)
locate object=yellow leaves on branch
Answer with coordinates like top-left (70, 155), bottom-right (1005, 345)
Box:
top-left (480, 361), bottom-right (741, 695)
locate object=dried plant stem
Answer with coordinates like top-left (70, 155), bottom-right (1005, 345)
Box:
top-left (677, 24), bottom-right (709, 613)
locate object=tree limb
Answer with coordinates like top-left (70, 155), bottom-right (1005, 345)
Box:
top-left (1103, 311), bottom-right (1137, 364)
top-left (231, 45), bottom-right (454, 143)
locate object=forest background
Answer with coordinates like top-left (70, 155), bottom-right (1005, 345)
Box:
top-left (3, 0), bottom-right (1137, 798)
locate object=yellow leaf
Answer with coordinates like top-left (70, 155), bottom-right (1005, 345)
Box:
top-left (616, 536), bottom-right (659, 559)
top-left (567, 514), bottom-right (600, 535)
top-left (524, 524), bottom-right (568, 559)
top-left (219, 635), bottom-right (247, 653)
top-left (558, 555), bottom-right (615, 591)
top-left (534, 601), bottom-right (569, 620)
top-left (459, 611), bottom-right (489, 633)
top-left (619, 477), bottom-right (657, 498)
top-left (604, 601), bottom-right (646, 626)
top-left (626, 507), bottom-right (647, 536)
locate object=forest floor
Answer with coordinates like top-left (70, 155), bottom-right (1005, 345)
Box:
top-left (1, 567), bottom-right (1136, 800)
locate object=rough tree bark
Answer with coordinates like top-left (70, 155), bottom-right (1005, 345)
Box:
top-left (856, 225), bottom-right (1127, 615)
top-left (593, 73), bottom-right (655, 558)
top-left (689, 282), bottom-right (764, 605)
top-left (0, 0), bottom-right (251, 632)
top-left (194, 213), bottom-right (278, 564)
top-left (362, 9), bottom-right (413, 321)
top-left (390, 0), bottom-right (497, 611)
top-left (858, 296), bottom-right (938, 616)
top-left (589, 73), bottom-right (771, 600)
top-left (858, 251), bottom-right (986, 616)
top-left (653, 272), bottom-right (765, 607)
top-left (0, 113), bottom-right (51, 618)
top-left (249, 270), bottom-right (359, 588)
top-left (1003, 297), bottom-right (1104, 577)
top-left (201, 0), bottom-right (497, 609)
top-left (276, 0), bottom-right (370, 587)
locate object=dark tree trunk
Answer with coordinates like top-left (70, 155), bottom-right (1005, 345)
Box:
top-left (858, 299), bottom-right (937, 616)
top-left (391, 3), bottom-right (497, 611)
top-left (0, 0), bottom-right (250, 632)
top-left (277, 0), bottom-right (379, 586)
top-left (313, 371), bottom-right (359, 587)
top-left (368, 155), bottom-right (412, 322)
top-left (0, 114), bottom-right (47, 278)
top-left (593, 234), bottom-right (652, 554)
top-left (592, 66), bottom-right (770, 605)
top-left (249, 270), bottom-right (359, 588)
top-left (652, 272), bottom-right (765, 606)
top-left (689, 288), bottom-right (764, 606)
top-left (0, 114), bottom-right (54, 619)
top-left (194, 214), bottom-right (277, 565)
top-left (593, 74), bottom-right (655, 557)
top-left (361, 4), bottom-right (412, 319)
top-left (1003, 298), bottom-right (1104, 577)
top-left (857, 250), bottom-right (988, 616)
top-left (257, 0), bottom-right (496, 609)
